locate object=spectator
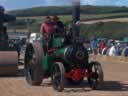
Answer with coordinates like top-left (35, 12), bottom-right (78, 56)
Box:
top-left (99, 40), bottom-right (105, 54)
top-left (109, 45), bottom-right (116, 56)
top-left (90, 38), bottom-right (97, 55)
top-left (15, 41), bottom-right (21, 60)
top-left (115, 45), bottom-right (122, 56)
top-left (102, 47), bottom-right (109, 55)
top-left (122, 46), bottom-right (128, 56)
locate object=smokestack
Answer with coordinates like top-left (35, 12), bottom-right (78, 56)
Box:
top-left (72, 0), bottom-right (80, 40)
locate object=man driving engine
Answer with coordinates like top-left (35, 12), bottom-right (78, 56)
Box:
top-left (40, 16), bottom-right (55, 53)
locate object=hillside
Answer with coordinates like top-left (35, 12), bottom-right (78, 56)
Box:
top-left (8, 5), bottom-right (128, 17)
top-left (8, 5), bottom-right (128, 39)
top-left (81, 22), bottom-right (128, 39)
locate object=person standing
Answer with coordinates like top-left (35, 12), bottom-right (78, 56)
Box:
top-left (109, 45), bottom-right (116, 56)
top-left (90, 38), bottom-right (97, 55)
top-left (40, 16), bottom-right (55, 39)
top-left (52, 16), bottom-right (65, 36)
top-left (40, 16), bottom-right (55, 53)
top-left (99, 40), bottom-right (105, 54)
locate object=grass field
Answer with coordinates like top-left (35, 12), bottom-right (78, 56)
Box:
top-left (14, 13), bottom-right (128, 39)
top-left (17, 12), bottom-right (128, 21)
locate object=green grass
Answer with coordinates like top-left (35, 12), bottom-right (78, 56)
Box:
top-left (80, 22), bottom-right (128, 39)
top-left (14, 13), bottom-right (128, 39)
top-left (17, 12), bottom-right (128, 21)
top-left (81, 13), bottom-right (128, 21)
top-left (16, 13), bottom-right (128, 31)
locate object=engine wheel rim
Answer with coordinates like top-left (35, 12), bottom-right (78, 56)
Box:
top-left (89, 63), bottom-right (103, 89)
top-left (52, 64), bottom-right (62, 90)
top-left (92, 65), bottom-right (100, 81)
top-left (26, 47), bottom-right (36, 82)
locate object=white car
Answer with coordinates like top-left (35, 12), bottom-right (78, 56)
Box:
top-left (28, 33), bottom-right (42, 43)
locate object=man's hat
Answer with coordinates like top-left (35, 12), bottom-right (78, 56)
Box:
top-left (52, 16), bottom-right (59, 21)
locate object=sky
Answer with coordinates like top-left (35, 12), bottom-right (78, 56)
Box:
top-left (0, 0), bottom-right (128, 10)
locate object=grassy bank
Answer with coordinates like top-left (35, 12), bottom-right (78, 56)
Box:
top-left (80, 22), bottom-right (128, 39)
top-left (12, 13), bottom-right (128, 39)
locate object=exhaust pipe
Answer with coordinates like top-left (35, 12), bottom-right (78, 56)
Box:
top-left (72, 0), bottom-right (80, 40)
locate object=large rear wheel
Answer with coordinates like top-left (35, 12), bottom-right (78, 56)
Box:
top-left (25, 42), bottom-right (43, 85)
top-left (88, 61), bottom-right (104, 90)
top-left (52, 62), bottom-right (65, 92)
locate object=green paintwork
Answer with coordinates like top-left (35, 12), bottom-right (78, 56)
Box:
top-left (41, 36), bottom-right (66, 74)
top-left (52, 37), bottom-right (64, 48)
top-left (41, 48), bottom-right (67, 73)
top-left (53, 47), bottom-right (66, 60)
top-left (42, 55), bottom-right (48, 72)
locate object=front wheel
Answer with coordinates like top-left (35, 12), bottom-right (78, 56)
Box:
top-left (88, 61), bottom-right (104, 90)
top-left (24, 43), bottom-right (43, 85)
top-left (52, 62), bottom-right (65, 92)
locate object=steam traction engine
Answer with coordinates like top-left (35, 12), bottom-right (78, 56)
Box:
top-left (24, 1), bottom-right (104, 92)
top-left (0, 6), bottom-right (18, 75)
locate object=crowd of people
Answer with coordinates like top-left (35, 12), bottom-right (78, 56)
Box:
top-left (90, 38), bottom-right (128, 57)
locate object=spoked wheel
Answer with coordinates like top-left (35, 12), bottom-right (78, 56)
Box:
top-left (88, 61), bottom-right (104, 90)
top-left (25, 42), bottom-right (43, 85)
top-left (52, 62), bottom-right (65, 92)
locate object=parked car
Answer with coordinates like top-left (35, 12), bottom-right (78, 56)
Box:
top-left (28, 33), bottom-right (42, 43)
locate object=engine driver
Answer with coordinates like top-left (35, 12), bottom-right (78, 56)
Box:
top-left (52, 16), bottom-right (65, 36)
top-left (40, 16), bottom-right (55, 53)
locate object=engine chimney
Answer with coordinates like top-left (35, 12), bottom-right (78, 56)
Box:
top-left (72, 0), bottom-right (80, 40)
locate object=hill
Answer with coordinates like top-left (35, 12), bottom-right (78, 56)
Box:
top-left (8, 5), bottom-right (128, 40)
top-left (81, 22), bottom-right (128, 39)
top-left (8, 5), bottom-right (128, 17)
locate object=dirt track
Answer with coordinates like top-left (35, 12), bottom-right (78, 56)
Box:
top-left (82, 17), bottom-right (128, 24)
top-left (0, 58), bottom-right (128, 96)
